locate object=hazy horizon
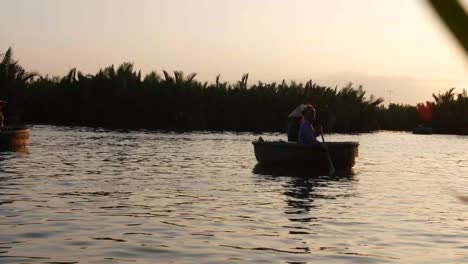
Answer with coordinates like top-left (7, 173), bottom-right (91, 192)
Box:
top-left (1, 0), bottom-right (467, 105)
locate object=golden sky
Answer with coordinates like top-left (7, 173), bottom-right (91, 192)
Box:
top-left (1, 0), bottom-right (467, 104)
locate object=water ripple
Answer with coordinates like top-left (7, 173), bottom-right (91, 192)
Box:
top-left (0, 126), bottom-right (466, 263)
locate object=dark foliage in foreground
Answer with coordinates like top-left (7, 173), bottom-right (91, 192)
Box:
top-left (1, 48), bottom-right (466, 134)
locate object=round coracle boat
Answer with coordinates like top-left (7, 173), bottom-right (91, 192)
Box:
top-left (0, 126), bottom-right (30, 148)
top-left (252, 140), bottom-right (359, 171)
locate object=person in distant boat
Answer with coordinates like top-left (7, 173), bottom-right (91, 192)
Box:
top-left (287, 104), bottom-right (311, 142)
top-left (298, 106), bottom-right (321, 145)
top-left (0, 100), bottom-right (5, 129)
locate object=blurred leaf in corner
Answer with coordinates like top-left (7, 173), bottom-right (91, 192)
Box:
top-left (428, 1), bottom-right (468, 204)
top-left (427, 0), bottom-right (468, 58)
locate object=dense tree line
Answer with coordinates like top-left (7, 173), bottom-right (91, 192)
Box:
top-left (377, 104), bottom-right (419, 131)
top-left (377, 89), bottom-right (468, 134)
top-left (0, 48), bottom-right (383, 133)
top-left (1, 48), bottom-right (466, 134)
top-left (429, 89), bottom-right (468, 134)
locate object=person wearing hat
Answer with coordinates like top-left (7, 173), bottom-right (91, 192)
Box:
top-left (298, 106), bottom-right (321, 145)
top-left (287, 104), bottom-right (310, 142)
top-left (0, 100), bottom-right (5, 129)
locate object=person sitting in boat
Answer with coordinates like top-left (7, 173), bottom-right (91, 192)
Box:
top-left (287, 104), bottom-right (312, 142)
top-left (298, 106), bottom-right (321, 145)
top-left (0, 100), bottom-right (5, 129)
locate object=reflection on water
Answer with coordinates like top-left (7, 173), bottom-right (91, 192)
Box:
top-left (252, 162), bottom-right (356, 177)
top-left (0, 126), bottom-right (467, 263)
top-left (254, 164), bottom-right (355, 223)
top-left (0, 145), bottom-right (28, 154)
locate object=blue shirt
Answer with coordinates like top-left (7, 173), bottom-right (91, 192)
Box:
top-left (287, 120), bottom-right (300, 142)
top-left (298, 119), bottom-right (320, 145)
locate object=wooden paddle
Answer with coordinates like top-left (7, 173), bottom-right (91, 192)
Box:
top-left (319, 125), bottom-right (335, 175)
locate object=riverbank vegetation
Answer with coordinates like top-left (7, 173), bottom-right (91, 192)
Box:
top-left (1, 48), bottom-right (467, 134)
top-left (377, 89), bottom-right (468, 134)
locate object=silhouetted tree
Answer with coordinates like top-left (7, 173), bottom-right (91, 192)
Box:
top-left (2, 47), bottom-right (465, 134)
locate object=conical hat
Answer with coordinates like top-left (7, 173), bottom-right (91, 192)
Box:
top-left (288, 104), bottom-right (313, 118)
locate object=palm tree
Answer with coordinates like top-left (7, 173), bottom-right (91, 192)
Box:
top-left (0, 47), bottom-right (37, 89)
top-left (0, 47), bottom-right (37, 121)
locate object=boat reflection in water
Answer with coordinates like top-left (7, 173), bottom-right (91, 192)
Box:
top-left (252, 162), bottom-right (356, 178)
top-left (252, 163), bottom-right (356, 222)
top-left (0, 145), bottom-right (29, 153)
top-left (0, 126), bottom-right (30, 152)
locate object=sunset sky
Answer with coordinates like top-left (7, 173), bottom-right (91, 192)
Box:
top-left (1, 0), bottom-right (467, 104)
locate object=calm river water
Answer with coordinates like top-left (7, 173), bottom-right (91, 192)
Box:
top-left (1, 125), bottom-right (467, 263)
